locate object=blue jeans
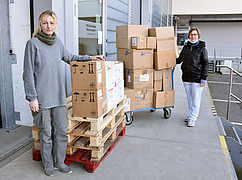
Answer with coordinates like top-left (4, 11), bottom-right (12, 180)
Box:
top-left (183, 82), bottom-right (204, 121)
top-left (32, 106), bottom-right (68, 167)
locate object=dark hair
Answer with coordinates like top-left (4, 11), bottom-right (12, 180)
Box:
top-left (188, 27), bottom-right (201, 39)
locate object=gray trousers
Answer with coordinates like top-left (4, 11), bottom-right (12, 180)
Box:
top-left (32, 106), bottom-right (68, 167)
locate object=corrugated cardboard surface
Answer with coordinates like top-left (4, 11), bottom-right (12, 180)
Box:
top-left (124, 87), bottom-right (135, 112)
top-left (134, 88), bottom-right (153, 110)
top-left (155, 37), bottom-right (176, 52)
top-left (71, 61), bottom-right (106, 90)
top-left (116, 25), bottom-right (148, 49)
top-left (117, 49), bottom-right (153, 69)
top-left (72, 86), bottom-right (107, 118)
top-left (148, 26), bottom-right (174, 39)
top-left (146, 37), bottom-right (156, 49)
top-left (154, 50), bottom-right (176, 70)
top-left (125, 68), bottom-right (153, 89)
top-left (153, 90), bottom-right (175, 108)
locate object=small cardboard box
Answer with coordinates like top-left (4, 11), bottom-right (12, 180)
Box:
top-left (71, 61), bottom-right (106, 90)
top-left (153, 90), bottom-right (175, 108)
top-left (116, 25), bottom-right (148, 49)
top-left (156, 37), bottom-right (176, 52)
top-left (117, 49), bottom-right (153, 69)
top-left (134, 88), bottom-right (153, 110)
top-left (124, 87), bottom-right (135, 112)
top-left (72, 87), bottom-right (107, 118)
top-left (148, 26), bottom-right (174, 39)
top-left (154, 50), bottom-right (176, 70)
top-left (125, 68), bottom-right (153, 89)
top-left (153, 68), bottom-right (173, 91)
top-left (146, 37), bottom-right (156, 49)
top-left (131, 36), bottom-right (146, 49)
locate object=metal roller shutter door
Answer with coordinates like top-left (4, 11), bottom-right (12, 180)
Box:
top-left (131, 0), bottom-right (141, 25)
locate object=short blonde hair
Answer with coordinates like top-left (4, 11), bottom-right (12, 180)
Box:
top-left (188, 27), bottom-right (201, 39)
top-left (32, 10), bottom-right (58, 37)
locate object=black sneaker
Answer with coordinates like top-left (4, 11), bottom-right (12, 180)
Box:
top-left (54, 164), bottom-right (72, 174)
top-left (44, 166), bottom-right (54, 176)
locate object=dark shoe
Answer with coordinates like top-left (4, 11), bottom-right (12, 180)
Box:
top-left (44, 166), bottom-right (54, 176)
top-left (54, 164), bottom-right (72, 174)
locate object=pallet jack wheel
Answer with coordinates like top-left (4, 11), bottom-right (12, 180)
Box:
top-left (125, 112), bottom-right (134, 126)
top-left (150, 109), bottom-right (156, 112)
top-left (163, 108), bottom-right (171, 119)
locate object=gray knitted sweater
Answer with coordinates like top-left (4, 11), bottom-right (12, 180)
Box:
top-left (23, 37), bottom-right (90, 108)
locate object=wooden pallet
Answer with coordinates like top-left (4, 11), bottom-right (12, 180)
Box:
top-left (32, 126), bottom-right (126, 173)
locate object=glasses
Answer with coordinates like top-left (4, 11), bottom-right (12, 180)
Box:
top-left (190, 34), bottom-right (198, 36)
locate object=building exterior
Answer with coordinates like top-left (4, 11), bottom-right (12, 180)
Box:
top-left (0, 0), bottom-right (172, 128)
top-left (173, 0), bottom-right (242, 62)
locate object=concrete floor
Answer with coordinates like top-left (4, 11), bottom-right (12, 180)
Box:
top-left (0, 65), bottom-right (238, 180)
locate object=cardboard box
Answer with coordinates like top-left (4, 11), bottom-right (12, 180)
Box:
top-left (134, 88), bottom-right (153, 110)
top-left (116, 25), bottom-right (148, 49)
top-left (131, 36), bottom-right (146, 49)
top-left (113, 80), bottom-right (124, 106)
top-left (154, 50), bottom-right (176, 70)
top-left (153, 90), bottom-right (175, 108)
top-left (124, 87), bottom-right (135, 112)
top-left (117, 49), bottom-right (153, 69)
top-left (156, 37), bottom-right (176, 52)
top-left (72, 87), bottom-right (107, 118)
top-left (153, 69), bottom-right (173, 91)
top-left (148, 26), bottom-right (174, 39)
top-left (125, 68), bottom-right (153, 89)
top-left (71, 61), bottom-right (106, 90)
top-left (146, 37), bottom-right (156, 49)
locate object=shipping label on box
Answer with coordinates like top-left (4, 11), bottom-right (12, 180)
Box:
top-left (154, 50), bottom-right (176, 70)
top-left (117, 49), bottom-right (153, 69)
top-left (71, 61), bottom-right (106, 90)
top-left (134, 88), bottom-right (153, 110)
top-left (131, 36), bottom-right (146, 49)
top-left (146, 37), bottom-right (156, 49)
top-left (153, 90), bottom-right (175, 108)
top-left (125, 69), bottom-right (153, 89)
top-left (72, 87), bottom-right (107, 118)
top-left (148, 26), bottom-right (174, 39)
top-left (116, 25), bottom-right (148, 49)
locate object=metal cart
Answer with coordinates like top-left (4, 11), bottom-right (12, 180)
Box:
top-left (125, 67), bottom-right (175, 125)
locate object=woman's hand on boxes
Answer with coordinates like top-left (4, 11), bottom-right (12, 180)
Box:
top-left (30, 99), bottom-right (39, 112)
top-left (90, 56), bottom-right (105, 61)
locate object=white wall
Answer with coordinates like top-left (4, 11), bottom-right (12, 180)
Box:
top-left (10, 0), bottom-right (33, 126)
top-left (173, 0), bottom-right (242, 14)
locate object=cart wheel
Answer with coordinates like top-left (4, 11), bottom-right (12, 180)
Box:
top-left (163, 108), bottom-right (171, 119)
top-left (125, 112), bottom-right (134, 126)
top-left (150, 109), bottom-right (156, 112)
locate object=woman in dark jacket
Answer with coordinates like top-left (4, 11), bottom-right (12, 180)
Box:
top-left (176, 27), bottom-right (209, 127)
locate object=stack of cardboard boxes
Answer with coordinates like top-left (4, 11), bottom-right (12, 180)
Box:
top-left (116, 25), bottom-right (176, 112)
top-left (149, 26), bottom-right (176, 108)
top-left (70, 60), bottom-right (124, 118)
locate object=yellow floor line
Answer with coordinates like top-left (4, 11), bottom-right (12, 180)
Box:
top-left (219, 136), bottom-right (233, 180)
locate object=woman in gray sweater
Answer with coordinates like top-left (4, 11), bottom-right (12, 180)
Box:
top-left (23, 10), bottom-right (103, 176)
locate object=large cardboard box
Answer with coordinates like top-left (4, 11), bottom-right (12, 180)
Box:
top-left (154, 50), bottom-right (176, 70)
top-left (153, 90), bottom-right (175, 108)
top-left (134, 88), bottom-right (153, 110)
top-left (71, 61), bottom-right (106, 90)
top-left (116, 25), bottom-right (148, 49)
top-left (148, 26), bottom-right (174, 39)
top-left (131, 36), bottom-right (146, 49)
top-left (156, 37), bottom-right (176, 52)
top-left (146, 37), bottom-right (156, 49)
top-left (117, 49), bottom-right (153, 69)
top-left (125, 68), bottom-right (153, 89)
top-left (72, 87), bottom-right (107, 118)
top-left (124, 87), bottom-right (135, 112)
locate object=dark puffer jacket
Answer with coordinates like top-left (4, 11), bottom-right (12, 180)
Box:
top-left (176, 40), bottom-right (209, 83)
